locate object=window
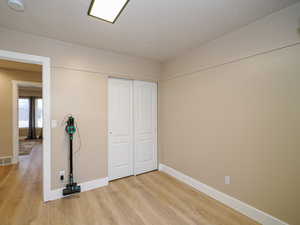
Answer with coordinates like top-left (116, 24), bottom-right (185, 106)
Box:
top-left (18, 98), bottom-right (29, 128)
top-left (35, 98), bottom-right (43, 128)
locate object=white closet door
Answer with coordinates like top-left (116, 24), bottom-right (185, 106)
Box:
top-left (108, 78), bottom-right (133, 180)
top-left (133, 80), bottom-right (157, 175)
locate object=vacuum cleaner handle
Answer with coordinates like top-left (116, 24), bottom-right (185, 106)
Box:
top-left (63, 116), bottom-right (81, 196)
top-left (66, 116), bottom-right (75, 182)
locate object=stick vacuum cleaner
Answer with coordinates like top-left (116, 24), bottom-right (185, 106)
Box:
top-left (63, 116), bottom-right (81, 196)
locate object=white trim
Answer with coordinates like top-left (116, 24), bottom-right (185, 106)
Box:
top-left (159, 164), bottom-right (289, 225)
top-left (0, 49), bottom-right (51, 202)
top-left (47, 177), bottom-right (109, 201)
top-left (12, 80), bottom-right (42, 164)
top-left (0, 156), bottom-right (12, 159)
top-left (0, 156), bottom-right (13, 166)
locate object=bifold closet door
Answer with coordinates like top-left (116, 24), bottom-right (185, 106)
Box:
top-left (108, 78), bottom-right (133, 181)
top-left (133, 81), bottom-right (157, 175)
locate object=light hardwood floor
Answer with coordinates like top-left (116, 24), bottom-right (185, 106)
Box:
top-left (0, 145), bottom-right (260, 225)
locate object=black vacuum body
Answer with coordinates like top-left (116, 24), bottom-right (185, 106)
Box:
top-left (63, 116), bottom-right (81, 196)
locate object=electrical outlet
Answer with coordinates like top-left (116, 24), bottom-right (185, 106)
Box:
top-left (59, 170), bottom-right (65, 181)
top-left (225, 176), bottom-right (230, 185)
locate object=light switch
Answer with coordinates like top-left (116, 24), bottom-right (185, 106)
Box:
top-left (225, 176), bottom-right (230, 185)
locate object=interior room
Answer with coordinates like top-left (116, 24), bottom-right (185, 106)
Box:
top-left (0, 1), bottom-right (299, 225)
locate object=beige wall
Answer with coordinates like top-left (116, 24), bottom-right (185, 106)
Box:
top-left (0, 59), bottom-right (42, 72)
top-left (19, 88), bottom-right (42, 98)
top-left (51, 68), bottom-right (108, 189)
top-left (162, 3), bottom-right (300, 79)
top-left (160, 3), bottom-right (300, 225)
top-left (0, 27), bottom-right (161, 81)
top-left (0, 26), bottom-right (160, 189)
top-left (0, 69), bottom-right (42, 157)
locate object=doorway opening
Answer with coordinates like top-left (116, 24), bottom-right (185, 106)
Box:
top-left (0, 50), bottom-right (51, 201)
top-left (0, 59), bottom-right (43, 198)
top-left (17, 83), bottom-right (43, 161)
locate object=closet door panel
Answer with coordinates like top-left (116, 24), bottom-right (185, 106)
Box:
top-left (134, 81), bottom-right (157, 175)
top-left (108, 78), bottom-right (133, 180)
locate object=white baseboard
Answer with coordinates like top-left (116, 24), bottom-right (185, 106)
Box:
top-left (159, 164), bottom-right (289, 225)
top-left (12, 156), bottom-right (18, 164)
top-left (46, 177), bottom-right (109, 201)
top-left (0, 156), bottom-right (13, 166)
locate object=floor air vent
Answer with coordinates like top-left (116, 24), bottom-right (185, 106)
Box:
top-left (0, 157), bottom-right (12, 166)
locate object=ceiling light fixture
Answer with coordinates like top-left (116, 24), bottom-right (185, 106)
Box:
top-left (7, 0), bottom-right (25, 12)
top-left (88, 0), bottom-right (130, 24)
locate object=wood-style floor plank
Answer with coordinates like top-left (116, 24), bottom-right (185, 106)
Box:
top-left (0, 145), bottom-right (260, 225)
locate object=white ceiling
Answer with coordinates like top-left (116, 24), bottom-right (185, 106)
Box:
top-left (0, 0), bottom-right (299, 62)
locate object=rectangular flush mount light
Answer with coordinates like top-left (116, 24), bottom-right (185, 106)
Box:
top-left (88, 0), bottom-right (130, 23)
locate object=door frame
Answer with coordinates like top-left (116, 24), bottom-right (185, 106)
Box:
top-left (0, 49), bottom-right (51, 202)
top-left (12, 80), bottom-right (42, 164)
